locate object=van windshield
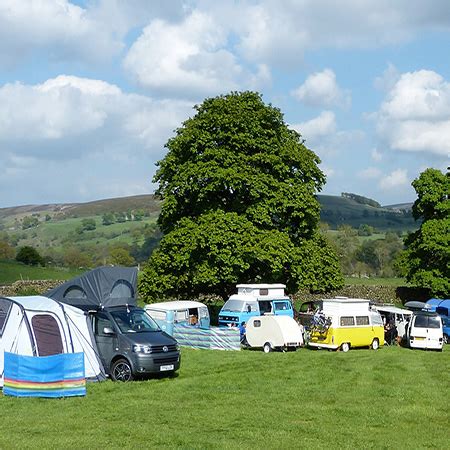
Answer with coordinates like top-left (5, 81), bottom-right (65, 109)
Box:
top-left (110, 310), bottom-right (160, 333)
top-left (221, 300), bottom-right (243, 312)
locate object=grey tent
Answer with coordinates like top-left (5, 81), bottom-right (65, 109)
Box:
top-left (46, 266), bottom-right (138, 310)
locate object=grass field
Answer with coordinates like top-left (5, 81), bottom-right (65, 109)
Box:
top-left (0, 346), bottom-right (448, 448)
top-left (0, 261), bottom-right (82, 284)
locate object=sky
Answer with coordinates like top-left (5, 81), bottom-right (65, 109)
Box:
top-left (0, 0), bottom-right (449, 208)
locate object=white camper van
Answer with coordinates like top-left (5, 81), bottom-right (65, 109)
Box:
top-left (245, 315), bottom-right (303, 353)
top-left (406, 311), bottom-right (443, 351)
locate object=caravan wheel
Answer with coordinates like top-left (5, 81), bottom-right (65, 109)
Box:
top-left (263, 342), bottom-right (273, 353)
top-left (111, 359), bottom-right (134, 382)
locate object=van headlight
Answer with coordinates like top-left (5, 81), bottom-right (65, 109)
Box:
top-left (133, 344), bottom-right (152, 354)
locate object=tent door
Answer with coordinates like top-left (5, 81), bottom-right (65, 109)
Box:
top-left (31, 314), bottom-right (64, 356)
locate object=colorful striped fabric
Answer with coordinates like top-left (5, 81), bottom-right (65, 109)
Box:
top-left (3, 352), bottom-right (86, 398)
top-left (173, 324), bottom-right (241, 351)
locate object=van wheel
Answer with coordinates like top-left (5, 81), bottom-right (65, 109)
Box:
top-left (341, 342), bottom-right (350, 353)
top-left (444, 334), bottom-right (449, 344)
top-left (263, 342), bottom-right (272, 353)
top-left (371, 338), bottom-right (379, 350)
top-left (111, 359), bottom-right (134, 382)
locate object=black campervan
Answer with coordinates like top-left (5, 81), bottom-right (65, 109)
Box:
top-left (46, 266), bottom-right (180, 381)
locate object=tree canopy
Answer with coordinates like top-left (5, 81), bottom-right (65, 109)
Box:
top-left (400, 168), bottom-right (449, 296)
top-left (140, 91), bottom-right (343, 301)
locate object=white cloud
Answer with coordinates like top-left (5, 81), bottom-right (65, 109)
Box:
top-left (123, 10), bottom-right (269, 98)
top-left (376, 70), bottom-right (450, 157)
top-left (231, 0), bottom-right (450, 66)
top-left (379, 169), bottom-right (409, 190)
top-left (292, 111), bottom-right (337, 140)
top-left (292, 69), bottom-right (351, 109)
top-left (0, 75), bottom-right (193, 205)
top-left (358, 167), bottom-right (382, 179)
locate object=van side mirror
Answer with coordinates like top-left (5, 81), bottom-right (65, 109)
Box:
top-left (247, 305), bottom-right (251, 313)
top-left (103, 327), bottom-right (115, 335)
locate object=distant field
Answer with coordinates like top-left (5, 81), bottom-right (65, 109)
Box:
top-left (0, 260), bottom-right (82, 284)
top-left (0, 346), bottom-right (448, 448)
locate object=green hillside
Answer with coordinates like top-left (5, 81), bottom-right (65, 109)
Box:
top-left (318, 195), bottom-right (417, 230)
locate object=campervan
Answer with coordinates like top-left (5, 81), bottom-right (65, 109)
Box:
top-left (373, 305), bottom-right (413, 341)
top-left (308, 297), bottom-right (384, 352)
top-left (46, 266), bottom-right (181, 381)
top-left (218, 284), bottom-right (293, 327)
top-left (406, 310), bottom-right (443, 351)
top-left (426, 299), bottom-right (450, 344)
top-left (145, 301), bottom-right (210, 335)
top-left (245, 315), bottom-right (303, 353)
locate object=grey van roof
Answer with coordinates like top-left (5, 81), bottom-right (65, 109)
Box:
top-left (45, 266), bottom-right (137, 310)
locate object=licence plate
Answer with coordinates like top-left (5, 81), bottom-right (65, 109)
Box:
top-left (160, 364), bottom-right (174, 371)
top-left (415, 337), bottom-right (425, 340)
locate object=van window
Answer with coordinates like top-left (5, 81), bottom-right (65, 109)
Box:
top-left (356, 316), bottom-right (369, 325)
top-left (175, 310), bottom-right (188, 322)
top-left (146, 310), bottom-right (167, 321)
top-left (96, 313), bottom-right (114, 336)
top-left (340, 316), bottom-right (355, 326)
top-left (221, 300), bottom-right (243, 312)
top-left (436, 307), bottom-right (448, 317)
top-left (428, 316), bottom-right (442, 329)
top-left (414, 315), bottom-right (428, 328)
top-left (275, 302), bottom-right (289, 311)
top-left (396, 314), bottom-right (404, 322)
top-left (371, 313), bottom-right (383, 326)
top-left (259, 301), bottom-right (272, 314)
top-left (254, 320), bottom-right (261, 327)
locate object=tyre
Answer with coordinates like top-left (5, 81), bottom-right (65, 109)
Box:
top-left (263, 342), bottom-right (272, 353)
top-left (341, 342), bottom-right (350, 353)
top-left (444, 334), bottom-right (449, 345)
top-left (111, 358), bottom-right (134, 382)
top-left (371, 338), bottom-right (379, 350)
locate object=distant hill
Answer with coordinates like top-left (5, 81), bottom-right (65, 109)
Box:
top-left (318, 195), bottom-right (417, 230)
top-left (0, 193), bottom-right (417, 233)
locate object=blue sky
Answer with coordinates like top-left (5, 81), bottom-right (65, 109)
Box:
top-left (0, 0), bottom-right (449, 208)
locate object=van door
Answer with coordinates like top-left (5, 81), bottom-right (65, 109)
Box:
top-left (426, 316), bottom-right (443, 349)
top-left (410, 315), bottom-right (428, 348)
top-left (93, 312), bottom-right (117, 371)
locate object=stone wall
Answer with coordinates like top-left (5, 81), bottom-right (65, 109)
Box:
top-left (0, 280), bottom-right (63, 297)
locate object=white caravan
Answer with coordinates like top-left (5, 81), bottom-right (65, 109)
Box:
top-left (245, 315), bottom-right (303, 353)
top-left (0, 296), bottom-right (105, 387)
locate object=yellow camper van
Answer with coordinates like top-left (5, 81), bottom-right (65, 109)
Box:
top-left (308, 297), bottom-right (384, 352)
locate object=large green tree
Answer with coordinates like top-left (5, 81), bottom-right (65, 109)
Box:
top-left (140, 91), bottom-right (343, 301)
top-left (400, 168), bottom-right (449, 296)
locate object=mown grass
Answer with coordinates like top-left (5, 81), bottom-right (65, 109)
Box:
top-left (0, 346), bottom-right (448, 449)
top-left (0, 261), bottom-right (82, 284)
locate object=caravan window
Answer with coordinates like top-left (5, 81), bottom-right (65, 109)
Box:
top-left (110, 280), bottom-right (134, 299)
top-left (147, 310), bottom-right (167, 321)
top-left (0, 298), bottom-right (12, 335)
top-left (32, 314), bottom-right (64, 356)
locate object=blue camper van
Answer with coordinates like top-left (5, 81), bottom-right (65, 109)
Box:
top-left (427, 299), bottom-right (450, 344)
top-left (218, 284), bottom-right (294, 327)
